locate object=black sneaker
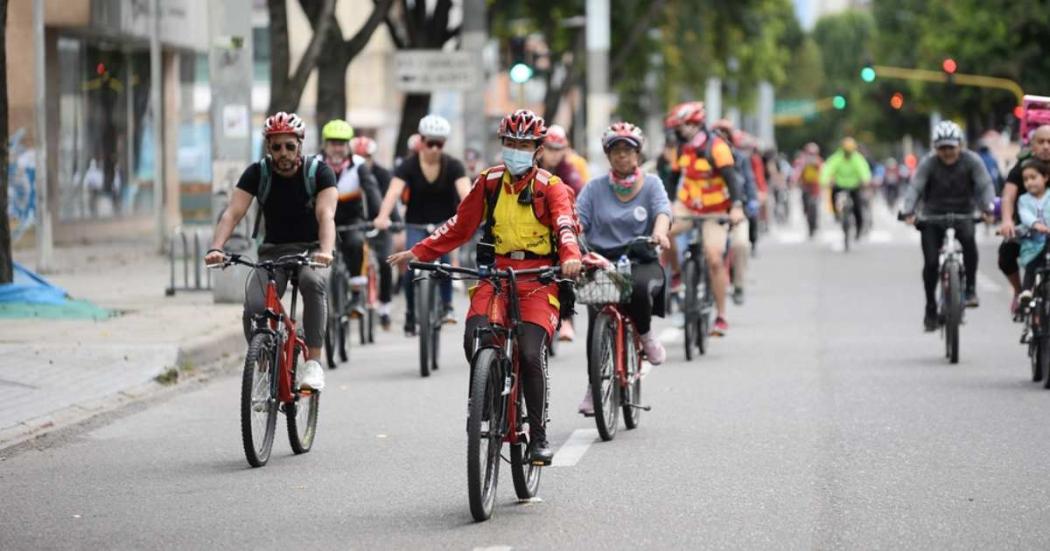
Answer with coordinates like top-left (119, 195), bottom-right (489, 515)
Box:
top-left (526, 439), bottom-right (554, 466)
top-left (732, 288), bottom-right (745, 306)
top-left (404, 315), bottom-right (417, 337)
top-left (380, 313), bottom-right (392, 331)
top-left (441, 304), bottom-right (457, 325)
top-left (965, 290), bottom-right (979, 308)
top-left (923, 309), bottom-right (938, 332)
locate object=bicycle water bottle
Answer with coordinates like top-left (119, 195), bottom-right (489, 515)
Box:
top-left (617, 255), bottom-right (631, 276)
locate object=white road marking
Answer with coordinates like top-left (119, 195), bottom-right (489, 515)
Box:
top-left (550, 428), bottom-right (598, 467)
top-left (473, 546), bottom-right (512, 551)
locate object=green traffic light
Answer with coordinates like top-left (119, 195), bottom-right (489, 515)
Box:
top-left (509, 63), bottom-right (533, 84)
top-left (833, 95), bottom-right (847, 110)
top-left (860, 66), bottom-right (876, 82)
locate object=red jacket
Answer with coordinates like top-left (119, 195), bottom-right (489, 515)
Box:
top-left (411, 165), bottom-right (582, 266)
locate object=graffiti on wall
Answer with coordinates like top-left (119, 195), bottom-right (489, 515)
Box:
top-left (7, 128), bottom-right (37, 243)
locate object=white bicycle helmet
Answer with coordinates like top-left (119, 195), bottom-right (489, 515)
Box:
top-left (932, 120), bottom-right (964, 148)
top-left (418, 114), bottom-right (452, 139)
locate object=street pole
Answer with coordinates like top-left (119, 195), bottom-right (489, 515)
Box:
top-left (32, 0), bottom-right (51, 272)
top-left (585, 0), bottom-right (610, 171)
top-left (461, 0), bottom-right (488, 162)
top-left (704, 78), bottom-right (722, 123)
top-left (150, 0), bottom-right (166, 252)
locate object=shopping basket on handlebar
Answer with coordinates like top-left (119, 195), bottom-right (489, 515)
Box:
top-left (576, 268), bottom-right (632, 305)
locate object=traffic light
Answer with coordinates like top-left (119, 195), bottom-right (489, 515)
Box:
top-left (942, 58), bottom-right (958, 75)
top-left (832, 95), bottom-right (847, 110)
top-left (860, 66), bottom-right (876, 83)
top-left (508, 36), bottom-right (534, 84)
top-left (890, 92), bottom-right (905, 110)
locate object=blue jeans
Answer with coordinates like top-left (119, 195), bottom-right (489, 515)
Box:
top-left (405, 227), bottom-right (453, 322)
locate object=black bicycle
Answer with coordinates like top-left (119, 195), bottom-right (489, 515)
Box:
top-left (678, 215), bottom-right (729, 360)
top-left (410, 261), bottom-right (567, 522)
top-left (835, 189), bottom-right (855, 252)
top-left (325, 232), bottom-right (352, 369)
top-left (1018, 233), bottom-right (1050, 386)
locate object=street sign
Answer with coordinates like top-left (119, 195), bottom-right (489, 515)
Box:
top-left (394, 51), bottom-right (481, 93)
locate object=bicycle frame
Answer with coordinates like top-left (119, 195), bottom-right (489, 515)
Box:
top-left (260, 269), bottom-right (309, 404)
top-left (597, 303), bottom-right (643, 390)
top-left (472, 270), bottom-right (528, 446)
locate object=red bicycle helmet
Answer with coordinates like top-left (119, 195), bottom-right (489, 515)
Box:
top-left (350, 136), bottom-right (377, 157)
top-left (665, 101), bottom-right (706, 128)
top-left (263, 111), bottom-right (306, 139)
top-left (601, 121), bottom-right (645, 152)
top-left (498, 109), bottom-right (547, 141)
top-left (545, 124), bottom-right (569, 149)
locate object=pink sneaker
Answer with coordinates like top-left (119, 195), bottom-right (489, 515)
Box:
top-left (641, 332), bottom-right (666, 365)
top-left (577, 388), bottom-right (594, 416)
top-left (558, 320), bottom-right (576, 342)
top-left (711, 317), bottom-right (729, 337)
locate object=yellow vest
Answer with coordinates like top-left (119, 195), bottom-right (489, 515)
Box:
top-left (491, 172), bottom-right (554, 257)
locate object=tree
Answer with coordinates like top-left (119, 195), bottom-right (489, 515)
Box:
top-left (300, 0), bottom-right (395, 135)
top-left (0, 0), bottom-right (10, 284)
top-left (385, 0), bottom-right (460, 159)
top-left (266, 0), bottom-right (337, 116)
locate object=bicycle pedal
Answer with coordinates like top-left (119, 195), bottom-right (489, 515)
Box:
top-left (625, 403), bottom-right (652, 412)
top-left (530, 458), bottom-right (552, 467)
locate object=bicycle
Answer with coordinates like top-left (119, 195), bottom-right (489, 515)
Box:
top-left (834, 188), bottom-right (856, 252)
top-left (1017, 232), bottom-right (1050, 386)
top-left (338, 222), bottom-right (382, 347)
top-left (577, 238), bottom-right (655, 441)
top-left (325, 230), bottom-right (353, 369)
top-left (913, 214), bottom-right (980, 364)
top-left (802, 187), bottom-right (820, 238)
top-left (678, 215), bottom-right (730, 361)
top-left (409, 261), bottom-right (567, 522)
top-left (404, 222), bottom-right (447, 378)
top-left (209, 252), bottom-right (323, 467)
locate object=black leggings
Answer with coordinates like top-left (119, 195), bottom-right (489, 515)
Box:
top-left (999, 240), bottom-right (1020, 277)
top-left (369, 231), bottom-right (394, 303)
top-left (920, 221), bottom-right (977, 311)
top-left (463, 316), bottom-right (549, 442)
top-left (832, 187), bottom-right (864, 235)
top-left (338, 229), bottom-right (365, 278)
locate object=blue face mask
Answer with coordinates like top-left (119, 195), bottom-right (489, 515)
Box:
top-left (501, 147), bottom-right (535, 176)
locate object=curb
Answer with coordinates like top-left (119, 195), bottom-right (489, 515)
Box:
top-left (0, 328), bottom-right (246, 453)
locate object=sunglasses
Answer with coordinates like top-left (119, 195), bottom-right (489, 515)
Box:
top-left (270, 142), bottom-right (298, 153)
top-left (425, 140), bottom-right (445, 149)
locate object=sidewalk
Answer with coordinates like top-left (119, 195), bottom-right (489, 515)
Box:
top-left (0, 241), bottom-right (244, 449)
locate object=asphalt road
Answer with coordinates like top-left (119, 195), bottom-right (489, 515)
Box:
top-left (3, 207), bottom-right (1048, 550)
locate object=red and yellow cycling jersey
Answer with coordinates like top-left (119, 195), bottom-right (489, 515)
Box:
top-left (676, 135), bottom-right (736, 214)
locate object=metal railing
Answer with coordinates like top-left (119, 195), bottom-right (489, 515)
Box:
top-left (165, 226), bottom-right (213, 296)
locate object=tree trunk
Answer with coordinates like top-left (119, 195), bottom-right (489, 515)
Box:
top-left (315, 56), bottom-right (350, 134)
top-left (0, 0), bottom-right (11, 284)
top-left (268, 0), bottom-right (336, 115)
top-left (395, 93), bottom-right (431, 159)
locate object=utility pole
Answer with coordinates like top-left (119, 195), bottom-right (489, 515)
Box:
top-left (461, 0), bottom-right (488, 162)
top-left (32, 0), bottom-right (51, 271)
top-left (585, 0), bottom-right (610, 171)
top-left (150, 0), bottom-right (165, 251)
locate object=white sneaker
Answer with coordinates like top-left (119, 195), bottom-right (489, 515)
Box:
top-left (641, 332), bottom-right (666, 365)
top-left (298, 359), bottom-right (326, 391)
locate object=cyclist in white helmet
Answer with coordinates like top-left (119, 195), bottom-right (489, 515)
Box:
top-left (374, 114), bottom-right (472, 334)
top-left (901, 120), bottom-right (995, 331)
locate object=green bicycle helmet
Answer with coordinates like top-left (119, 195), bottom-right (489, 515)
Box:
top-left (321, 119), bottom-right (354, 141)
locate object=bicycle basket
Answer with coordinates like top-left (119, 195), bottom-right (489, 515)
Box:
top-left (576, 269), bottom-right (632, 305)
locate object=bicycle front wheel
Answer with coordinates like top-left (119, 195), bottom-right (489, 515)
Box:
top-left (417, 276), bottom-right (433, 377)
top-left (242, 332), bottom-right (279, 467)
top-left (287, 346), bottom-right (320, 454)
top-left (467, 348), bottom-right (503, 521)
top-left (589, 311), bottom-right (619, 441)
top-left (429, 280), bottom-right (441, 372)
top-left (945, 265), bottom-right (961, 364)
top-left (683, 258), bottom-right (699, 361)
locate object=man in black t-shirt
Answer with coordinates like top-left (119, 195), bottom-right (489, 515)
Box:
top-left (205, 112), bottom-right (338, 391)
top-left (999, 125), bottom-right (1050, 314)
top-left (373, 114), bottom-right (471, 335)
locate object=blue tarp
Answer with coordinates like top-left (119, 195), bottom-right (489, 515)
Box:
top-left (0, 262), bottom-right (68, 305)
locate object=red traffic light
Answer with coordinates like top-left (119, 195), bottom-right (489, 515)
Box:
top-left (890, 92), bottom-right (905, 110)
top-left (942, 58), bottom-right (957, 75)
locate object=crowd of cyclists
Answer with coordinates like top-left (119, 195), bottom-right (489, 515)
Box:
top-left (203, 93), bottom-right (1050, 476)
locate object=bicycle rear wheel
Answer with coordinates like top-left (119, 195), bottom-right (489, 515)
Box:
top-left (622, 327), bottom-right (642, 430)
top-left (945, 265), bottom-right (961, 364)
top-left (242, 332), bottom-right (279, 468)
top-left (467, 348), bottom-right (503, 521)
top-left (589, 312), bottom-right (619, 441)
top-left (683, 258), bottom-right (699, 361)
top-left (417, 276), bottom-right (433, 377)
top-left (842, 206), bottom-right (852, 252)
top-left (698, 265), bottom-right (712, 355)
top-left (287, 344), bottom-right (320, 454)
top-left (325, 273), bottom-right (348, 369)
top-left (1030, 337), bottom-right (1042, 383)
top-left (430, 280), bottom-right (441, 372)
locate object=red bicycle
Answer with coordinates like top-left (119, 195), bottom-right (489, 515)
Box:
top-left (211, 252), bottom-right (322, 467)
top-left (577, 238), bottom-right (653, 441)
top-left (409, 261), bottom-right (566, 522)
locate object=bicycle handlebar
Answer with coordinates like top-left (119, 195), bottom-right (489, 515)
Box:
top-left (207, 252), bottom-right (327, 272)
top-left (408, 261), bottom-right (570, 285)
